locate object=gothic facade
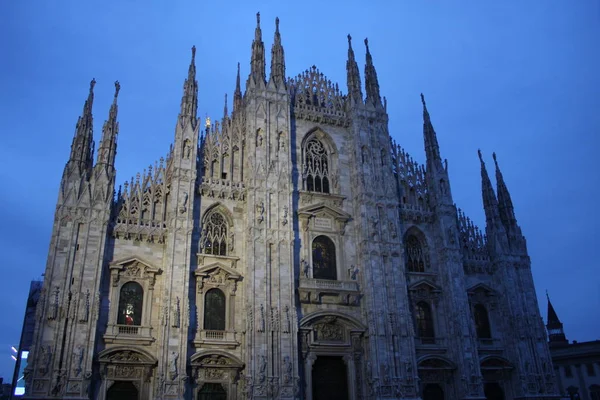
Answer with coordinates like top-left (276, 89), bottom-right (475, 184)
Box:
top-left (23, 14), bottom-right (559, 400)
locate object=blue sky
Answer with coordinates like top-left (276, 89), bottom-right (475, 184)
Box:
top-left (1, 0), bottom-right (598, 380)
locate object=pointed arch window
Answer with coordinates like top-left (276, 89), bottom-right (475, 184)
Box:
top-left (304, 138), bottom-right (330, 193)
top-left (204, 288), bottom-right (226, 331)
top-left (474, 303), bottom-right (492, 339)
top-left (312, 235), bottom-right (337, 280)
top-left (415, 301), bottom-right (435, 341)
top-left (117, 282), bottom-right (143, 326)
top-left (405, 235), bottom-right (427, 272)
top-left (202, 212), bottom-right (228, 256)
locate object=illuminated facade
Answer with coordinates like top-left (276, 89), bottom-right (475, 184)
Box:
top-left (22, 14), bottom-right (558, 400)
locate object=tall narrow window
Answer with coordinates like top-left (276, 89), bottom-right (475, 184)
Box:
top-left (415, 301), bottom-right (435, 340)
top-left (202, 212), bottom-right (228, 256)
top-left (405, 235), bottom-right (427, 272)
top-left (474, 304), bottom-right (492, 339)
top-left (312, 235), bottom-right (337, 280)
top-left (204, 288), bottom-right (226, 331)
top-left (117, 282), bottom-right (143, 326)
top-left (304, 138), bottom-right (330, 193)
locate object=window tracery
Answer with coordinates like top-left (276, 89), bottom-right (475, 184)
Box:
top-left (202, 212), bottom-right (228, 256)
top-left (117, 282), bottom-right (143, 326)
top-left (304, 138), bottom-right (330, 193)
top-left (405, 235), bottom-right (427, 272)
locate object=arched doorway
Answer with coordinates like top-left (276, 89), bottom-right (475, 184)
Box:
top-left (423, 383), bottom-right (444, 400)
top-left (198, 382), bottom-right (227, 400)
top-left (312, 356), bottom-right (348, 400)
top-left (484, 382), bottom-right (505, 400)
top-left (107, 381), bottom-right (138, 400)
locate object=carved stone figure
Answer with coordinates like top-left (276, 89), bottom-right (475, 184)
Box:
top-left (169, 352), bottom-right (179, 380)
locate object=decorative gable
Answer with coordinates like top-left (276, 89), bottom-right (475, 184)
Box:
top-left (408, 279), bottom-right (442, 304)
top-left (298, 203), bottom-right (351, 235)
top-left (195, 263), bottom-right (242, 294)
top-left (109, 256), bottom-right (161, 287)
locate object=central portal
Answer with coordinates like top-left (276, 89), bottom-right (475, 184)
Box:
top-left (107, 381), bottom-right (139, 400)
top-left (312, 356), bottom-right (348, 400)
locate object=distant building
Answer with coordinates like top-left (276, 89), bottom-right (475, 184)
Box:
top-left (547, 294), bottom-right (600, 400)
top-left (21, 13), bottom-right (559, 400)
top-left (11, 281), bottom-right (42, 398)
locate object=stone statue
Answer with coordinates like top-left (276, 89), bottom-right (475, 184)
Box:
top-left (169, 352), bottom-right (179, 380)
top-left (301, 258), bottom-right (309, 278)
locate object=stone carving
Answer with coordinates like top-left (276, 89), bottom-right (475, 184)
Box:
top-left (314, 317), bottom-right (343, 341)
top-left (123, 262), bottom-right (141, 277)
top-left (246, 305), bottom-right (253, 332)
top-left (48, 287), bottom-right (60, 321)
top-left (282, 206), bottom-right (288, 226)
top-left (38, 345), bottom-right (51, 377)
top-left (270, 306), bottom-right (279, 332)
top-left (258, 304), bottom-right (265, 332)
top-left (205, 368), bottom-right (225, 379)
top-left (172, 297), bottom-right (181, 328)
top-left (282, 305), bottom-right (291, 334)
top-left (108, 351), bottom-right (142, 362)
top-left (301, 258), bottom-right (309, 278)
top-left (169, 351), bottom-right (179, 380)
top-left (179, 191), bottom-right (188, 214)
top-left (282, 356), bottom-right (292, 384)
top-left (79, 289), bottom-right (90, 323)
top-left (72, 346), bottom-right (84, 377)
top-left (348, 264), bottom-right (359, 280)
top-left (115, 365), bottom-right (136, 378)
top-left (228, 231), bottom-right (235, 252)
top-left (256, 202), bottom-right (265, 224)
top-left (389, 221), bottom-right (398, 238)
top-left (258, 355), bottom-right (267, 384)
top-left (183, 138), bottom-right (192, 160)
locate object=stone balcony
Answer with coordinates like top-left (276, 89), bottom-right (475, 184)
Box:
top-left (193, 330), bottom-right (240, 349)
top-left (104, 324), bottom-right (155, 345)
top-left (298, 278), bottom-right (361, 306)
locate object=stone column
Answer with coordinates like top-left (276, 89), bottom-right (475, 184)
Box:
top-left (304, 354), bottom-right (317, 400)
top-left (344, 354), bottom-right (357, 400)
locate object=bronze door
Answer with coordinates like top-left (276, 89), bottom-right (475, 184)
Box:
top-left (106, 381), bottom-right (138, 400)
top-left (312, 356), bottom-right (349, 400)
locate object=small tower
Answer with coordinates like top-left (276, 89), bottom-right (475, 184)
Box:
top-left (345, 35), bottom-right (363, 105)
top-left (546, 292), bottom-right (568, 347)
top-left (363, 38), bottom-right (382, 109)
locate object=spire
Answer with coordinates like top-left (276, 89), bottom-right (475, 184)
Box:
top-left (69, 78), bottom-right (96, 169)
top-left (233, 62), bottom-right (243, 112)
top-left (223, 93), bottom-right (228, 119)
top-left (96, 81), bottom-right (120, 169)
top-left (179, 46), bottom-right (198, 126)
top-left (546, 292), bottom-right (568, 345)
top-left (346, 34), bottom-right (363, 104)
top-left (364, 38), bottom-right (382, 108)
top-left (249, 12), bottom-right (266, 86)
top-left (269, 17), bottom-right (286, 87)
top-left (421, 94), bottom-right (443, 171)
top-left (493, 152), bottom-right (518, 229)
top-left (478, 150), bottom-right (502, 227)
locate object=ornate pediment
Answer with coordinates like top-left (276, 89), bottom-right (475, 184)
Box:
top-left (98, 347), bottom-right (157, 365)
top-left (190, 351), bottom-right (244, 369)
top-left (298, 203), bottom-right (351, 234)
top-left (195, 263), bottom-right (242, 294)
top-left (408, 279), bottom-right (441, 294)
top-left (109, 257), bottom-right (161, 286)
top-left (467, 283), bottom-right (496, 297)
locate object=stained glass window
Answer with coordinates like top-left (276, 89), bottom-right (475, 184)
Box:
top-left (204, 288), bottom-right (226, 331)
top-left (312, 236), bottom-right (336, 280)
top-left (202, 212), bottom-right (228, 256)
top-left (474, 304), bottom-right (492, 339)
top-left (304, 138), bottom-right (330, 193)
top-left (117, 282), bottom-right (143, 326)
top-left (405, 235), bottom-right (427, 272)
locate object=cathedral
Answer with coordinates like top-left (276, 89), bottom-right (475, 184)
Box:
top-left (23, 13), bottom-right (559, 400)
